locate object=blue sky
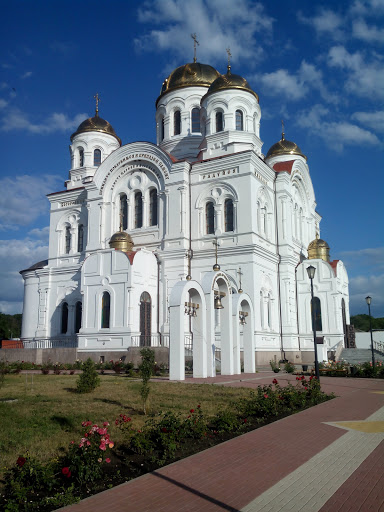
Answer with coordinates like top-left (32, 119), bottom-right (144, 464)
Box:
top-left (0, 0), bottom-right (383, 318)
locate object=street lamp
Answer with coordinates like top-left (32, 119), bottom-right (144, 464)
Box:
top-left (365, 296), bottom-right (375, 368)
top-left (307, 265), bottom-right (320, 380)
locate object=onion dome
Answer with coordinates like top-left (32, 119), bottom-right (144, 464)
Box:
top-left (156, 62), bottom-right (220, 104)
top-left (109, 231), bottom-right (134, 252)
top-left (71, 111), bottom-right (121, 145)
top-left (307, 234), bottom-right (330, 262)
top-left (266, 132), bottom-right (306, 160)
top-left (203, 65), bottom-right (259, 102)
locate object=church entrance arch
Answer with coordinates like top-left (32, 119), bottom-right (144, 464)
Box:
top-left (140, 291), bottom-right (151, 346)
top-left (232, 294), bottom-right (255, 374)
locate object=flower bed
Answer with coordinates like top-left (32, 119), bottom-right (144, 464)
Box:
top-left (0, 376), bottom-right (333, 511)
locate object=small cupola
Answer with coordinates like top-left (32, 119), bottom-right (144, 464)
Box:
top-left (266, 125), bottom-right (306, 161)
top-left (109, 230), bottom-right (134, 252)
top-left (307, 234), bottom-right (330, 262)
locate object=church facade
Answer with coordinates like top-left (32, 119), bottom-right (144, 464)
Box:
top-left (20, 58), bottom-right (351, 379)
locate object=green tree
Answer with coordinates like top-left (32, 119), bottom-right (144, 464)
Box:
top-left (76, 358), bottom-right (100, 393)
top-left (350, 314), bottom-right (384, 332)
top-left (139, 348), bottom-right (155, 414)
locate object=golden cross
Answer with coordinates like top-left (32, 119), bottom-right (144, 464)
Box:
top-left (191, 33), bottom-right (199, 63)
top-left (226, 47), bottom-right (232, 71)
top-left (94, 93), bottom-right (100, 115)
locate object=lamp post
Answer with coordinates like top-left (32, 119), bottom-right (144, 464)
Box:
top-left (365, 296), bottom-right (375, 368)
top-left (307, 265), bottom-right (320, 381)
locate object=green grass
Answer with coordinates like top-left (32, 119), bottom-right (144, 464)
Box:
top-left (0, 373), bottom-right (250, 471)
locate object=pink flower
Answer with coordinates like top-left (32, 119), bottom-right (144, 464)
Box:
top-left (272, 379), bottom-right (278, 384)
top-left (98, 458), bottom-right (102, 463)
top-left (197, 405), bottom-right (201, 408)
top-left (99, 442), bottom-right (106, 451)
top-left (190, 409), bottom-right (195, 413)
top-left (62, 467), bottom-right (70, 475)
top-left (264, 394), bottom-right (268, 398)
top-left (106, 458), bottom-right (111, 463)
top-left (103, 422), bottom-right (109, 427)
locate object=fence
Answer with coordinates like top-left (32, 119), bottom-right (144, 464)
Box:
top-left (130, 334), bottom-right (169, 348)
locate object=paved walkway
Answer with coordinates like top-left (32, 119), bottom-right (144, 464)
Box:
top-left (61, 373), bottom-right (384, 512)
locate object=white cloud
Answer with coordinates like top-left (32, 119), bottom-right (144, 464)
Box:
top-left (296, 104), bottom-right (380, 151)
top-left (0, 108), bottom-right (88, 134)
top-left (298, 8), bottom-right (344, 39)
top-left (351, 111), bottom-right (384, 132)
top-left (135, 0), bottom-right (274, 67)
top-left (349, 0), bottom-right (384, 16)
top-left (0, 98), bottom-right (7, 109)
top-left (0, 238), bottom-right (49, 313)
top-left (328, 45), bottom-right (384, 100)
top-left (339, 247), bottom-right (384, 316)
top-left (21, 71), bottom-right (33, 79)
top-left (349, 274), bottom-right (384, 316)
top-left (28, 226), bottom-right (50, 242)
top-left (352, 18), bottom-right (384, 43)
top-left (0, 301), bottom-right (23, 315)
top-left (256, 61), bottom-right (338, 103)
top-left (0, 174), bottom-right (62, 230)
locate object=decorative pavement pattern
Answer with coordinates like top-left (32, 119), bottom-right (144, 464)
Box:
top-left (61, 374), bottom-right (384, 512)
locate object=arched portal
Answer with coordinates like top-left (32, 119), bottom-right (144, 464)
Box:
top-left (140, 292), bottom-right (151, 346)
top-left (232, 294), bottom-right (255, 374)
top-left (201, 271), bottom-right (233, 377)
top-left (169, 280), bottom-right (207, 381)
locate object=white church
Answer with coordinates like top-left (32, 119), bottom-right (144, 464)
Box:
top-left (20, 54), bottom-right (351, 380)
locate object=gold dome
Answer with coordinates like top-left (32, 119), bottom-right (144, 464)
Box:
top-left (71, 112), bottom-right (121, 145)
top-left (203, 68), bottom-right (259, 102)
top-left (156, 62), bottom-right (220, 104)
top-left (307, 235), bottom-right (330, 262)
top-left (109, 231), bottom-right (134, 252)
top-left (266, 133), bottom-right (306, 160)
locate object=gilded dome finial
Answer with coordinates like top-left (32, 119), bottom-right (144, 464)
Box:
top-left (281, 119), bottom-right (285, 140)
top-left (226, 47), bottom-right (232, 73)
top-left (94, 93), bottom-right (100, 117)
top-left (191, 33), bottom-right (199, 63)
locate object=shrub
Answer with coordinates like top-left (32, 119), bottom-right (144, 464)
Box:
top-left (76, 358), bottom-right (100, 393)
top-left (284, 361), bottom-right (295, 373)
top-left (139, 348), bottom-right (155, 414)
top-left (62, 421), bottom-right (114, 487)
top-left (270, 360), bottom-right (280, 372)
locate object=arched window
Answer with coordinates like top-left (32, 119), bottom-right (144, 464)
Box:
top-left (101, 292), bottom-right (110, 329)
top-left (149, 189), bottom-right (158, 226)
top-left (61, 302), bottom-right (68, 334)
top-left (93, 149), bottom-right (101, 166)
top-left (224, 199), bottom-right (234, 232)
top-left (77, 224), bottom-right (84, 252)
top-left (120, 194), bottom-right (128, 230)
top-left (79, 148), bottom-right (84, 167)
top-left (65, 226), bottom-right (71, 254)
top-left (174, 110), bottom-right (181, 135)
top-left (206, 201), bottom-right (214, 235)
top-left (215, 111), bottom-right (223, 132)
top-left (311, 297), bottom-right (322, 332)
top-left (75, 301), bottom-right (82, 333)
top-left (191, 108), bottom-right (200, 133)
top-left (135, 192), bottom-right (143, 228)
top-left (160, 118), bottom-right (165, 142)
top-left (235, 110), bottom-right (243, 130)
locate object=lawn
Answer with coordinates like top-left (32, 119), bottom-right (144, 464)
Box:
top-left (0, 373), bottom-right (251, 470)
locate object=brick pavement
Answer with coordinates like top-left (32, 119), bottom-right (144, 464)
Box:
top-left (60, 373), bottom-right (384, 512)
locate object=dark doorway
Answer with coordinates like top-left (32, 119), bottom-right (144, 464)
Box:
top-left (140, 292), bottom-right (151, 346)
